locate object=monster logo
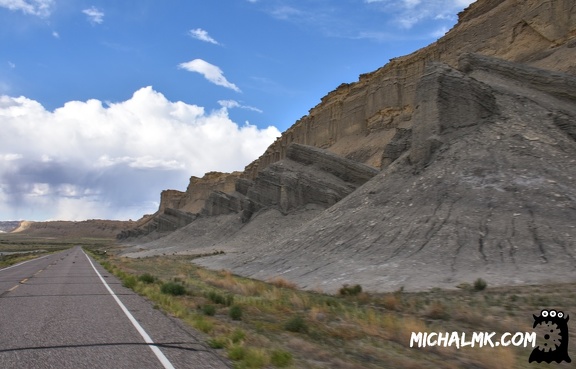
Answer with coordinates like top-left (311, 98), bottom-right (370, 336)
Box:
top-left (529, 309), bottom-right (571, 363)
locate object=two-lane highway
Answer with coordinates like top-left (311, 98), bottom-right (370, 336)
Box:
top-left (0, 247), bottom-right (230, 368)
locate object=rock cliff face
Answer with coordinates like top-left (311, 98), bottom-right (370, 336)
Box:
top-left (243, 0), bottom-right (576, 177)
top-left (125, 0), bottom-right (576, 240)
top-left (242, 144), bottom-right (379, 220)
top-left (119, 171), bottom-right (241, 239)
top-left (189, 54), bottom-right (576, 292)
top-left (121, 0), bottom-right (576, 293)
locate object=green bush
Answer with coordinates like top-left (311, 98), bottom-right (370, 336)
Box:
top-left (207, 337), bottom-right (226, 349)
top-left (229, 305), bottom-right (243, 321)
top-left (473, 278), bottom-right (487, 291)
top-left (338, 284), bottom-right (363, 296)
top-left (207, 291), bottom-right (234, 306)
top-left (161, 281), bottom-right (186, 296)
top-left (202, 304), bottom-right (216, 316)
top-left (122, 275), bottom-right (137, 289)
top-left (230, 329), bottom-right (246, 343)
top-left (138, 273), bottom-right (156, 284)
top-left (241, 348), bottom-right (267, 368)
top-left (270, 350), bottom-right (293, 367)
top-left (284, 315), bottom-right (308, 333)
top-left (227, 345), bottom-right (246, 360)
top-left (194, 316), bottom-right (213, 333)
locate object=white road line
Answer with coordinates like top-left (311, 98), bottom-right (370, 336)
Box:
top-left (0, 255), bottom-right (51, 272)
top-left (83, 251), bottom-right (176, 369)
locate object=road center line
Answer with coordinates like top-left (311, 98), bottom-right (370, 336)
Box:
top-left (83, 251), bottom-right (176, 369)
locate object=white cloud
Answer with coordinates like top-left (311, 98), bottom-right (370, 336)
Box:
top-left (270, 5), bottom-right (303, 20)
top-left (218, 100), bottom-right (263, 113)
top-left (189, 28), bottom-right (220, 45)
top-left (178, 59), bottom-right (241, 92)
top-left (82, 6), bottom-right (104, 24)
top-left (52, 31), bottom-right (59, 38)
top-left (0, 87), bottom-right (280, 220)
top-left (0, 0), bottom-right (53, 17)
top-left (364, 0), bottom-right (476, 29)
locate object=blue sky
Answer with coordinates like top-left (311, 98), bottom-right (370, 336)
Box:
top-left (0, 0), bottom-right (475, 221)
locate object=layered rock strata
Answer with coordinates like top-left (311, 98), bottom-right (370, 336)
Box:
top-left (189, 56), bottom-right (576, 292)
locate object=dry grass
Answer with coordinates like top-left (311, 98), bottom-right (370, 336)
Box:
top-left (88, 250), bottom-right (576, 369)
top-left (381, 293), bottom-right (401, 310)
top-left (268, 276), bottom-right (297, 289)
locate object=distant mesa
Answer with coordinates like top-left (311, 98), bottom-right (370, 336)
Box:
top-left (4, 220), bottom-right (134, 239)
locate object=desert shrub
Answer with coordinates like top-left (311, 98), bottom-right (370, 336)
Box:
top-left (268, 276), bottom-right (297, 289)
top-left (270, 350), bottom-right (293, 367)
top-left (138, 273), bottom-right (155, 284)
top-left (425, 301), bottom-right (450, 320)
top-left (229, 305), bottom-right (243, 321)
top-left (161, 281), bottom-right (186, 296)
top-left (241, 348), bottom-right (268, 368)
top-left (230, 329), bottom-right (246, 343)
top-left (202, 304), bottom-right (216, 316)
top-left (227, 345), bottom-right (246, 360)
top-left (208, 337), bottom-right (227, 349)
top-left (284, 315), bottom-right (308, 333)
top-left (207, 291), bottom-right (234, 306)
top-left (193, 316), bottom-right (213, 333)
top-left (122, 275), bottom-right (137, 289)
top-left (338, 284), bottom-right (362, 296)
top-left (474, 278), bottom-right (487, 291)
top-left (382, 293), bottom-right (401, 310)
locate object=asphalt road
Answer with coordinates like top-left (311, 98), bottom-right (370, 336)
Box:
top-left (0, 246), bottom-right (230, 368)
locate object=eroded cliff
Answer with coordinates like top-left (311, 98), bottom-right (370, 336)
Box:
top-left (243, 0), bottom-right (576, 177)
top-left (120, 0), bottom-right (576, 292)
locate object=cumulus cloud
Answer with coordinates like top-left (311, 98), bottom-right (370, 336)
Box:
top-left (189, 28), bottom-right (220, 45)
top-left (0, 0), bottom-right (53, 17)
top-left (0, 87), bottom-right (280, 220)
top-left (178, 59), bottom-right (241, 92)
top-left (364, 0), bottom-right (475, 29)
top-left (82, 6), bottom-right (104, 24)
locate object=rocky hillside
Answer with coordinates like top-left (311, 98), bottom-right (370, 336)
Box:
top-left (120, 0), bottom-right (576, 293)
top-left (11, 220), bottom-right (134, 239)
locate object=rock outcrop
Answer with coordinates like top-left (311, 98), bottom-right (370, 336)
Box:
top-left (190, 55), bottom-right (576, 292)
top-left (119, 171), bottom-right (241, 239)
top-left (242, 144), bottom-right (379, 220)
top-left (243, 0), bottom-right (576, 177)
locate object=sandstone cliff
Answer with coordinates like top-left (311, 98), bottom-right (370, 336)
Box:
top-left (189, 54), bottom-right (576, 292)
top-left (120, 171), bottom-right (242, 239)
top-left (121, 0), bottom-right (576, 293)
top-left (243, 0), bottom-right (576, 177)
top-left (125, 0), bottom-right (576, 240)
